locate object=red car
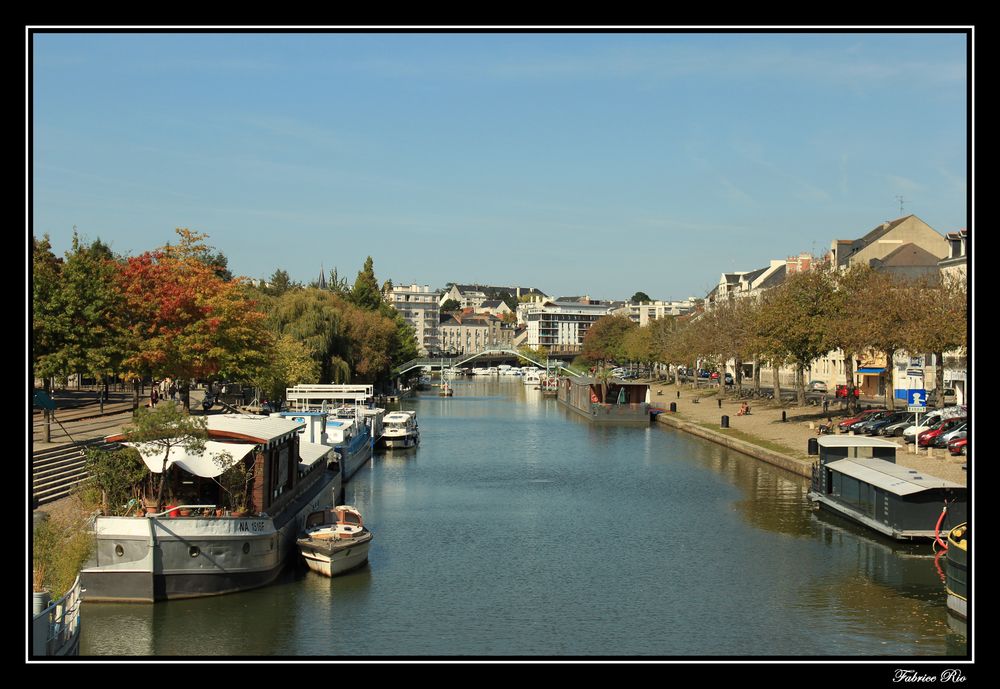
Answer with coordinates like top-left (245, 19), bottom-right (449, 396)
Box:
top-left (948, 437), bottom-right (968, 456)
top-left (837, 408), bottom-right (886, 431)
top-left (917, 417), bottom-right (966, 447)
top-left (835, 385), bottom-right (861, 399)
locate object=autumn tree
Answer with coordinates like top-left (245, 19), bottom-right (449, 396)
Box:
top-left (116, 229), bottom-right (272, 406)
top-left (581, 315), bottom-right (637, 364)
top-left (761, 271), bottom-right (837, 405)
top-left (901, 273), bottom-right (967, 409)
top-left (622, 325), bottom-right (655, 375)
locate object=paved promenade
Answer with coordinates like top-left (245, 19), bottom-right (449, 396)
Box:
top-left (648, 379), bottom-right (968, 486)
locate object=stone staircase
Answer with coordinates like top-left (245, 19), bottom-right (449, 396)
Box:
top-left (31, 439), bottom-right (119, 506)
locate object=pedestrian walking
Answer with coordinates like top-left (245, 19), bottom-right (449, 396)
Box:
top-left (150, 385), bottom-right (159, 407)
top-left (169, 381), bottom-right (177, 401)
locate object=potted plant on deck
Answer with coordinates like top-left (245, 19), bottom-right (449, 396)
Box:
top-left (213, 451), bottom-right (256, 518)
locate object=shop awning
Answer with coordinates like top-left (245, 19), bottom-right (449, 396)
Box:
top-left (858, 368), bottom-right (886, 374)
top-left (124, 441), bottom-right (255, 477)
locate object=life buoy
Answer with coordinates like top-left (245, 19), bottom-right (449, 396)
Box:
top-left (590, 390), bottom-right (599, 403)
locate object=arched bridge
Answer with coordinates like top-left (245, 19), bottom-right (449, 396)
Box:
top-left (392, 347), bottom-right (581, 378)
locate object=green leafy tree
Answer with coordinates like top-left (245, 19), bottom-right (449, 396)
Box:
top-left (630, 291), bottom-right (652, 304)
top-left (32, 231), bottom-right (124, 387)
top-left (350, 256), bottom-right (383, 311)
top-left (84, 446), bottom-right (149, 516)
top-left (120, 403), bottom-right (210, 508)
top-left (441, 298), bottom-right (462, 312)
top-left (254, 334), bottom-right (322, 401)
top-left (263, 269), bottom-right (299, 297)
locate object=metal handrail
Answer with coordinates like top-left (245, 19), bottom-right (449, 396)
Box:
top-left (146, 504), bottom-right (220, 517)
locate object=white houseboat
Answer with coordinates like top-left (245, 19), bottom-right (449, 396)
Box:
top-left (81, 414), bottom-right (338, 602)
top-left (381, 410), bottom-right (420, 449)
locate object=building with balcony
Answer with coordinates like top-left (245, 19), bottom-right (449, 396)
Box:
top-left (385, 283), bottom-right (441, 355)
top-left (523, 300), bottom-right (614, 353)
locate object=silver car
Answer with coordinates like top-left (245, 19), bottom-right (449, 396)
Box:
top-left (881, 412), bottom-right (917, 436)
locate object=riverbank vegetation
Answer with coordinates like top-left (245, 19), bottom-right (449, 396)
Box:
top-left (32, 229), bottom-right (419, 398)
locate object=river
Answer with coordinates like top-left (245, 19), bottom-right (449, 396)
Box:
top-left (79, 378), bottom-right (967, 657)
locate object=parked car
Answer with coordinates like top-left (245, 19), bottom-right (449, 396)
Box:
top-left (948, 437), bottom-right (967, 456)
top-left (838, 408), bottom-right (886, 432)
top-left (835, 385), bottom-right (861, 399)
top-left (903, 406), bottom-right (966, 443)
top-left (880, 412), bottom-right (917, 436)
top-left (850, 410), bottom-right (894, 434)
top-left (933, 421), bottom-right (967, 448)
top-left (927, 388), bottom-right (958, 406)
top-left (865, 410), bottom-right (910, 436)
top-left (807, 380), bottom-right (828, 393)
top-left (917, 417), bottom-right (966, 447)
top-left (698, 369), bottom-right (711, 379)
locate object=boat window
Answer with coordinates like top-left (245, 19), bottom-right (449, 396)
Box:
top-left (343, 513), bottom-right (361, 525)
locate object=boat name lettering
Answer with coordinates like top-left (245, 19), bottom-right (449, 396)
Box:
top-left (893, 670), bottom-right (966, 683)
top-left (237, 521), bottom-right (266, 533)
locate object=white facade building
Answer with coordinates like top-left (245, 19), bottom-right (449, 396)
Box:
top-left (523, 300), bottom-right (614, 352)
top-left (386, 284), bottom-right (442, 355)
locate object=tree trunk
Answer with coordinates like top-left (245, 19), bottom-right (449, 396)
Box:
top-left (734, 357), bottom-right (743, 396)
top-left (753, 357), bottom-right (761, 396)
top-left (844, 353), bottom-right (856, 413)
top-left (935, 351), bottom-right (945, 409)
top-left (772, 364), bottom-right (781, 403)
top-left (796, 365), bottom-right (806, 406)
top-left (885, 349), bottom-right (896, 411)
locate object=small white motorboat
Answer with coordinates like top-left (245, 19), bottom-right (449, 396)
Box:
top-left (297, 506), bottom-right (373, 577)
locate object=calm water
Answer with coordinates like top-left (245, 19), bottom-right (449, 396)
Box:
top-left (80, 379), bottom-right (967, 657)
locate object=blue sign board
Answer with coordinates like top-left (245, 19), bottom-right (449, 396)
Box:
top-left (907, 389), bottom-right (927, 412)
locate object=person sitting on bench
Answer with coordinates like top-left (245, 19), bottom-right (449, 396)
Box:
top-left (738, 401), bottom-right (750, 416)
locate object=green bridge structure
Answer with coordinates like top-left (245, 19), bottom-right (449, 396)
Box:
top-left (392, 347), bottom-right (582, 378)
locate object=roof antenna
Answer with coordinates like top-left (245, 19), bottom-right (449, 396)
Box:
top-left (896, 195), bottom-right (905, 216)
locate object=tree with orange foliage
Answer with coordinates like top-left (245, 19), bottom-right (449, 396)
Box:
top-left (116, 229), bottom-right (272, 406)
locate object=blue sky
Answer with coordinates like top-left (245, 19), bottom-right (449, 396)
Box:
top-left (31, 31), bottom-right (969, 301)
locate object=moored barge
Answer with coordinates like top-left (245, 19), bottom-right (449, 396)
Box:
top-left (556, 376), bottom-right (651, 423)
top-left (81, 415), bottom-right (338, 602)
top-left (808, 436), bottom-right (967, 541)
top-left (945, 523), bottom-right (968, 620)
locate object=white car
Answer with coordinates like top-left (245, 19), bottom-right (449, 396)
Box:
top-left (807, 380), bottom-right (828, 393)
top-left (902, 406), bottom-right (966, 443)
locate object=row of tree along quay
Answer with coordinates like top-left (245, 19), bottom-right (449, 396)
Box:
top-left (575, 267), bottom-right (966, 412)
top-left (32, 228), bottom-right (420, 410)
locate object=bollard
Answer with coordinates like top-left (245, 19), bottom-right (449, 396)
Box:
top-left (782, 410), bottom-right (787, 423)
top-left (718, 398), bottom-right (722, 409)
top-left (721, 415), bottom-right (729, 428)
top-left (669, 402), bottom-right (677, 413)
top-left (808, 438), bottom-right (819, 455)
top-left (677, 391), bottom-right (680, 399)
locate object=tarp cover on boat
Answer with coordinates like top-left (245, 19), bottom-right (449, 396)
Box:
top-left (124, 441), bottom-right (256, 477)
